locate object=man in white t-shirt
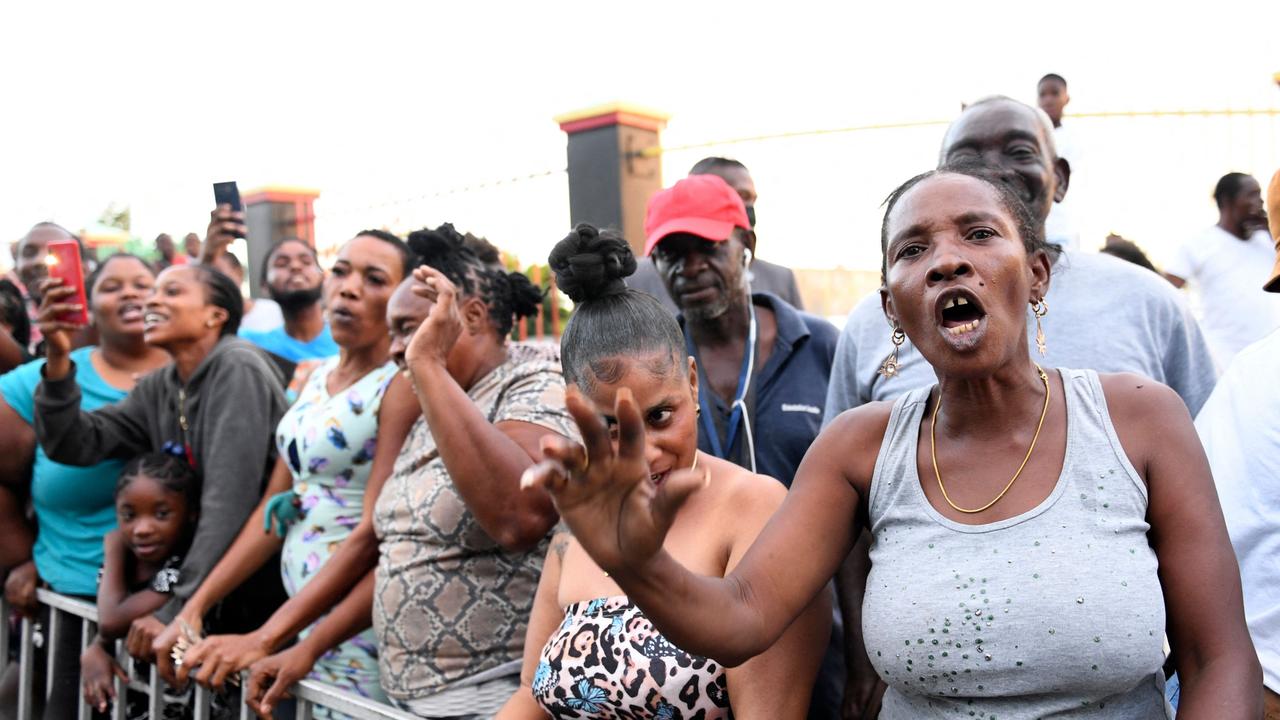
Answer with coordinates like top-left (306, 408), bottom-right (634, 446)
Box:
top-left (1194, 167), bottom-right (1280, 717)
top-left (1166, 172), bottom-right (1280, 368)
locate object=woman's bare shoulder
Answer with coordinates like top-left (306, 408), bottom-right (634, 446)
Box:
top-left (1090, 368), bottom-right (1187, 425)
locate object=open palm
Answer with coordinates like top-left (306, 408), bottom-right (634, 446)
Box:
top-left (523, 388), bottom-right (706, 576)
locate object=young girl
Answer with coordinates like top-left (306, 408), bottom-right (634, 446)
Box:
top-left (81, 452), bottom-right (199, 714)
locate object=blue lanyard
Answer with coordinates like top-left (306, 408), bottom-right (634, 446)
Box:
top-left (687, 304), bottom-right (757, 463)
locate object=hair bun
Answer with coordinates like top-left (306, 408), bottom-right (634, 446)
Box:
top-left (506, 271), bottom-right (545, 319)
top-left (548, 224), bottom-right (636, 303)
top-left (406, 223), bottom-right (467, 267)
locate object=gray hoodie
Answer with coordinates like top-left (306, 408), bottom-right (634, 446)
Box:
top-left (34, 335), bottom-right (287, 620)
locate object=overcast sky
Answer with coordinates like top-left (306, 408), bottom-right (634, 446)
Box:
top-left (3, 1), bottom-right (1278, 282)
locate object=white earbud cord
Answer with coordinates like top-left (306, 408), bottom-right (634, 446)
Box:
top-left (737, 264), bottom-right (758, 474)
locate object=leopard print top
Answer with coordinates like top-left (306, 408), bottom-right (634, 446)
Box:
top-left (532, 595), bottom-right (731, 719)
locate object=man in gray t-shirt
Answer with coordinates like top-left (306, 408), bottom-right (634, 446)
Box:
top-left (829, 95), bottom-right (1217, 720)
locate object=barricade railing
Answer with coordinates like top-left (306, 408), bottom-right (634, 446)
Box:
top-left (2, 590), bottom-right (418, 720)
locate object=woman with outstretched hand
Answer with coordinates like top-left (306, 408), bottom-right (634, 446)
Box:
top-left (32, 262), bottom-right (287, 661)
top-left (523, 168), bottom-right (1262, 719)
top-left (497, 225), bottom-right (829, 719)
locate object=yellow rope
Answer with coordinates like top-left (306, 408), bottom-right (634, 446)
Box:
top-left (634, 108), bottom-right (1280, 158)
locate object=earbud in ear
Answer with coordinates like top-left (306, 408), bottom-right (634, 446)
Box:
top-left (743, 248), bottom-right (753, 267)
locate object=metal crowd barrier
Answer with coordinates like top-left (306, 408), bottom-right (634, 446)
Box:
top-left (2, 590), bottom-right (418, 720)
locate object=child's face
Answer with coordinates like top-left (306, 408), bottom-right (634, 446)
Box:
top-left (116, 475), bottom-right (189, 563)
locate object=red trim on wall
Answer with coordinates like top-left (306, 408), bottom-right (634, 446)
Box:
top-left (559, 111), bottom-right (667, 135)
top-left (243, 189), bottom-right (320, 205)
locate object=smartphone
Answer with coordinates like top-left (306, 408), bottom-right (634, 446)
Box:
top-left (213, 181), bottom-right (243, 212)
top-left (45, 239), bottom-right (89, 325)
top-left (213, 181), bottom-right (246, 240)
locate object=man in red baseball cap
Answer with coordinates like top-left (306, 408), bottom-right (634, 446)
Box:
top-left (628, 158), bottom-right (804, 313)
top-left (643, 173), bottom-right (844, 719)
top-left (642, 171), bottom-right (840, 485)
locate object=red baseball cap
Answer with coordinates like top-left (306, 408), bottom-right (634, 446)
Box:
top-left (643, 174), bottom-right (751, 256)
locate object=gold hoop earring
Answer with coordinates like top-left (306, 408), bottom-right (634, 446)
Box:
top-left (879, 326), bottom-right (906, 379)
top-left (1031, 299), bottom-right (1049, 356)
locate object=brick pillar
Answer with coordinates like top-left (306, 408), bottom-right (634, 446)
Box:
top-left (555, 103), bottom-right (669, 256)
top-left (243, 186), bottom-right (320, 297)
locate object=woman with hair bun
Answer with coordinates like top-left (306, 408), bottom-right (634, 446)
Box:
top-left (496, 224), bottom-right (829, 719)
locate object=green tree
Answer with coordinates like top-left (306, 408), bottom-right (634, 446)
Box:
top-left (98, 203), bottom-right (130, 232)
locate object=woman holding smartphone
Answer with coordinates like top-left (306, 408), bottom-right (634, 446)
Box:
top-left (32, 261), bottom-right (288, 659)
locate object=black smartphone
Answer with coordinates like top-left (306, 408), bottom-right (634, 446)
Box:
top-left (213, 181), bottom-right (243, 212)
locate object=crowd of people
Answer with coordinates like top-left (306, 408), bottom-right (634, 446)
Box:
top-left (1, 79), bottom-right (1278, 720)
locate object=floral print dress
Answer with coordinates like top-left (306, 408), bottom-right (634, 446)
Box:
top-left (277, 358), bottom-right (398, 710)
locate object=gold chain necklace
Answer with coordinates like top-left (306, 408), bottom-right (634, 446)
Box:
top-left (931, 365), bottom-right (1051, 514)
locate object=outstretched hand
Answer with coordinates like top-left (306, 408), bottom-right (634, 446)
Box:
top-left (520, 387), bottom-right (708, 577)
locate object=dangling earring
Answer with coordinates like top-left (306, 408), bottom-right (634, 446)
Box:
top-left (1031, 299), bottom-right (1049, 356)
top-left (879, 326), bottom-right (906, 379)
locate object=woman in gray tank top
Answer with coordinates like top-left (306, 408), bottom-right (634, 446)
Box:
top-left (523, 167), bottom-right (1262, 719)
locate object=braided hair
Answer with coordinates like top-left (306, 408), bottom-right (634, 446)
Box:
top-left (186, 264), bottom-right (244, 336)
top-left (117, 452), bottom-right (201, 515)
top-left (405, 223), bottom-right (543, 337)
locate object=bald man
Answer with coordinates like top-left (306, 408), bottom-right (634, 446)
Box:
top-left (826, 96), bottom-right (1216, 418)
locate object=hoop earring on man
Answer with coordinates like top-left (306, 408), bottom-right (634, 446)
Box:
top-left (879, 325), bottom-right (907, 379)
top-left (1031, 298), bottom-right (1049, 356)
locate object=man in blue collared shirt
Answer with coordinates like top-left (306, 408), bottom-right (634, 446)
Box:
top-left (644, 173), bottom-right (843, 719)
